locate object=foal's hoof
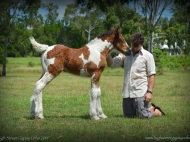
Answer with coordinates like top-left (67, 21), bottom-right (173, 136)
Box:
top-left (35, 114), bottom-right (44, 119)
top-left (30, 113), bottom-right (35, 119)
top-left (35, 117), bottom-right (44, 120)
top-left (91, 116), bottom-right (100, 120)
top-left (31, 114), bottom-right (44, 120)
top-left (99, 114), bottom-right (107, 119)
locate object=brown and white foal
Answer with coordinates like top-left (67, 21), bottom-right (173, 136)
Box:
top-left (29, 27), bottom-right (128, 120)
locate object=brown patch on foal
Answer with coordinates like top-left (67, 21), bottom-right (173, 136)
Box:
top-left (90, 54), bottom-right (106, 88)
top-left (100, 46), bottom-right (111, 57)
top-left (47, 45), bottom-right (91, 76)
top-left (100, 34), bottom-right (115, 43)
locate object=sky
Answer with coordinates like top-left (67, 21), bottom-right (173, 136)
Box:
top-left (39, 0), bottom-right (174, 20)
top-left (39, 0), bottom-right (75, 19)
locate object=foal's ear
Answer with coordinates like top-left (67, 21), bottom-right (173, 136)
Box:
top-left (116, 27), bottom-right (121, 33)
top-left (115, 27), bottom-right (121, 37)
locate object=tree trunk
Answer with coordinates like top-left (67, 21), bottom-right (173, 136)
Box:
top-left (148, 39), bottom-right (150, 52)
top-left (88, 30), bottom-right (91, 42)
top-left (149, 31), bottom-right (154, 53)
top-left (1, 37), bottom-right (8, 76)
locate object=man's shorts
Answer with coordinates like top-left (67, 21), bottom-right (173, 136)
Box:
top-left (122, 96), bottom-right (152, 118)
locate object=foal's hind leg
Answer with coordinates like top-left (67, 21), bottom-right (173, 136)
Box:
top-left (30, 72), bottom-right (54, 119)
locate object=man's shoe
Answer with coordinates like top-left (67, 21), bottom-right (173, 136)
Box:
top-left (151, 103), bottom-right (166, 116)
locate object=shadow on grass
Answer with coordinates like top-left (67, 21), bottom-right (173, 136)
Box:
top-left (23, 114), bottom-right (90, 120)
top-left (45, 114), bottom-right (90, 120)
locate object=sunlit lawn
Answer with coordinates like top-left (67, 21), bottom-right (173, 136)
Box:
top-left (0, 57), bottom-right (190, 142)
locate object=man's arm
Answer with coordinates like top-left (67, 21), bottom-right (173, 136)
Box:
top-left (144, 75), bottom-right (155, 103)
top-left (106, 54), bottom-right (113, 67)
top-left (106, 53), bottom-right (125, 68)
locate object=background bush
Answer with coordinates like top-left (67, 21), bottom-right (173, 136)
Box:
top-left (153, 48), bottom-right (190, 73)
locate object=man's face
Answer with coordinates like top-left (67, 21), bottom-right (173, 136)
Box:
top-left (131, 43), bottom-right (141, 54)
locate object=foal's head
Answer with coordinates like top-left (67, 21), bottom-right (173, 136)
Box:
top-left (97, 27), bottom-right (129, 55)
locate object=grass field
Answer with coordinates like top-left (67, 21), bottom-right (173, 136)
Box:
top-left (0, 57), bottom-right (190, 142)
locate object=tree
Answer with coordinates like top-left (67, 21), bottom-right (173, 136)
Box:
top-left (76, 0), bottom-right (131, 12)
top-left (170, 0), bottom-right (190, 55)
top-left (64, 4), bottom-right (105, 43)
top-left (0, 0), bottom-right (41, 76)
top-left (157, 17), bottom-right (169, 31)
top-left (105, 4), bottom-right (142, 40)
top-left (137, 0), bottom-right (173, 53)
top-left (84, 7), bottom-right (104, 42)
top-left (42, 2), bottom-right (58, 23)
top-left (165, 23), bottom-right (186, 55)
top-left (8, 18), bottom-right (32, 57)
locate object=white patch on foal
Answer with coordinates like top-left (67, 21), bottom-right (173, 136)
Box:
top-left (79, 49), bottom-right (100, 67)
top-left (87, 38), bottom-right (113, 52)
top-left (41, 46), bottom-right (56, 72)
top-left (79, 38), bottom-right (113, 77)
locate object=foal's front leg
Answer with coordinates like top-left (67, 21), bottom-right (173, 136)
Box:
top-left (96, 88), bottom-right (107, 119)
top-left (89, 86), bottom-right (100, 120)
top-left (89, 85), bottom-right (107, 120)
top-left (89, 74), bottom-right (107, 120)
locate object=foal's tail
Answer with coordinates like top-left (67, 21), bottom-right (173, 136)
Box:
top-left (29, 37), bottom-right (49, 52)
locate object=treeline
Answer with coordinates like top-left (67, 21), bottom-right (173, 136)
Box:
top-left (0, 0), bottom-right (190, 63)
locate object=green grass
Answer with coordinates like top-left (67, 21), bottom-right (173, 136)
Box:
top-left (0, 57), bottom-right (190, 142)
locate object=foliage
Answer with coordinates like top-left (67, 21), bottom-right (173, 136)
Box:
top-left (153, 48), bottom-right (164, 74)
top-left (64, 3), bottom-right (105, 42)
top-left (0, 0), bottom-right (189, 64)
top-left (76, 0), bottom-right (131, 12)
top-left (28, 61), bottom-right (35, 67)
top-left (104, 4), bottom-right (142, 42)
top-left (153, 48), bottom-right (190, 73)
top-left (0, 0), bottom-right (41, 75)
top-left (0, 47), bottom-right (3, 64)
top-left (167, 0), bottom-right (190, 54)
top-left (138, 0), bottom-right (173, 53)
top-left (42, 2), bottom-right (59, 23)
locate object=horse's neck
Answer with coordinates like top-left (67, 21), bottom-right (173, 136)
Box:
top-left (86, 38), bottom-right (113, 56)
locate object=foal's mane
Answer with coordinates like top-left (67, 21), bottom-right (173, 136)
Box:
top-left (97, 29), bottom-right (117, 38)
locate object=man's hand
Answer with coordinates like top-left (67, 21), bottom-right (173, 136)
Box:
top-left (144, 93), bottom-right (152, 103)
top-left (106, 54), bottom-right (113, 67)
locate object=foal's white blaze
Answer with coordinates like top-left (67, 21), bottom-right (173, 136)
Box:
top-left (125, 42), bottom-right (129, 48)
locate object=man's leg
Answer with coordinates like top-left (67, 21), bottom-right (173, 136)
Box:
top-left (123, 98), bottom-right (136, 118)
top-left (135, 96), bottom-right (152, 118)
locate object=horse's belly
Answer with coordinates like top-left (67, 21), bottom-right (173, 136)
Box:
top-left (80, 69), bottom-right (90, 77)
top-left (64, 67), bottom-right (90, 77)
